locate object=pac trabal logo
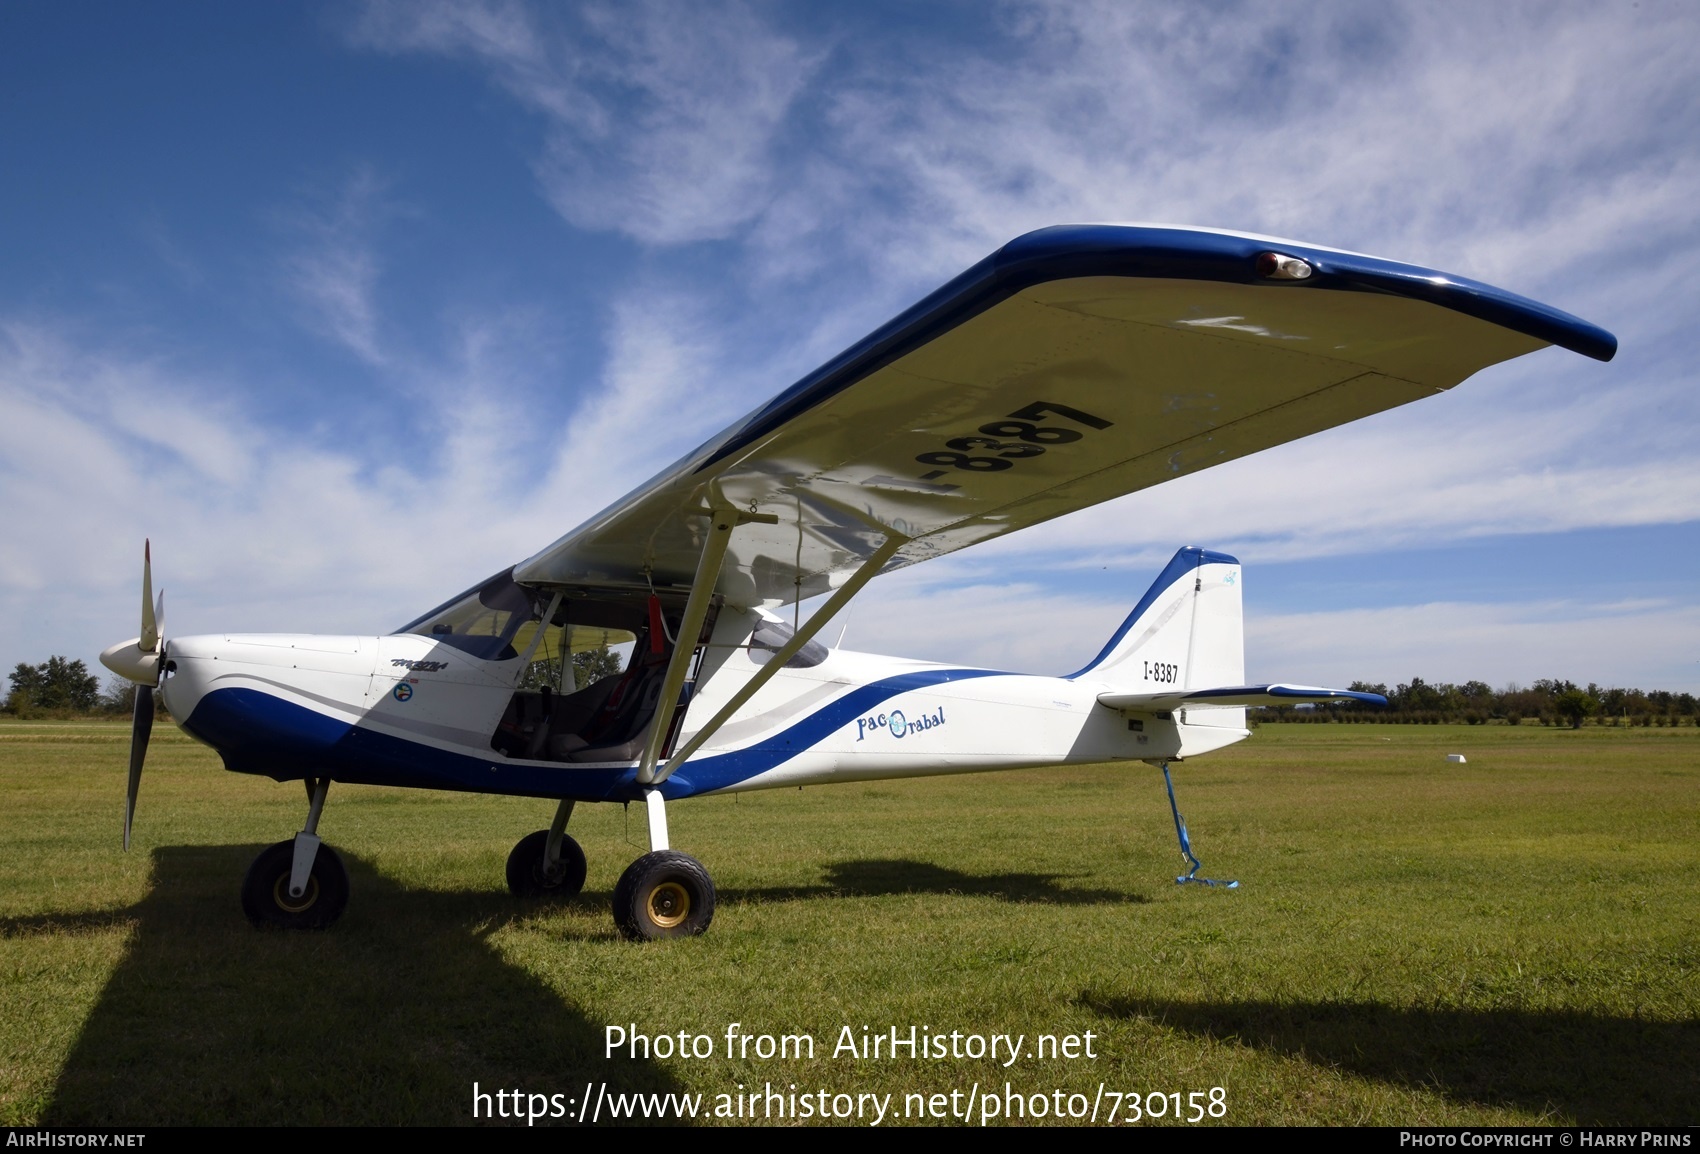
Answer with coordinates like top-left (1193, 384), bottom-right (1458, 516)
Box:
top-left (855, 706), bottom-right (946, 741)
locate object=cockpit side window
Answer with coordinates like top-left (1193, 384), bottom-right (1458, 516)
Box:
top-left (750, 619), bottom-right (829, 669)
top-left (396, 569), bottom-right (537, 660)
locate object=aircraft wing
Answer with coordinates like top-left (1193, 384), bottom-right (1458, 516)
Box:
top-left (1096, 683), bottom-right (1390, 711)
top-left (514, 225), bottom-right (1615, 606)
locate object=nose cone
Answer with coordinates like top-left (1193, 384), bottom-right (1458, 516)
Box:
top-left (101, 637), bottom-right (160, 685)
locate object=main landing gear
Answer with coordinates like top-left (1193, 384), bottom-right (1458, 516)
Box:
top-left (507, 791), bottom-right (716, 941)
top-left (242, 777), bottom-right (349, 929)
top-left (613, 791), bottom-right (715, 940)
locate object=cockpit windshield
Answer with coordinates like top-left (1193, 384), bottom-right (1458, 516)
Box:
top-left (395, 568), bottom-right (538, 660)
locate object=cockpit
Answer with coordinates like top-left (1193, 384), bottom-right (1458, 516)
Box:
top-left (397, 570), bottom-right (681, 763)
top-left (396, 570), bottom-right (830, 765)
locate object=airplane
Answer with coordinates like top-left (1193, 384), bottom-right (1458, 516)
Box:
top-left (98, 225), bottom-right (1616, 940)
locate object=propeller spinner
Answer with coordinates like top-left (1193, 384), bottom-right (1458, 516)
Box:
top-left (98, 540), bottom-right (166, 851)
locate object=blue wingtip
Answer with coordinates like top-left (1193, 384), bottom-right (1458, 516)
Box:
top-left (1002, 225), bottom-right (1618, 362)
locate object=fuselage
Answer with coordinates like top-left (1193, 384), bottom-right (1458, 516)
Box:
top-left (159, 609), bottom-right (1248, 804)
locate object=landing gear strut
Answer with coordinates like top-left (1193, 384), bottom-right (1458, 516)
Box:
top-left (612, 790), bottom-right (715, 940)
top-left (241, 777), bottom-right (349, 928)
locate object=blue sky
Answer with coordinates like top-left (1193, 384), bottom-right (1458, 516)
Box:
top-left (2, 1), bottom-right (1696, 692)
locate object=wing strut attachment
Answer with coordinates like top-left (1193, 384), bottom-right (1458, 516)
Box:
top-left (648, 529), bottom-right (909, 787)
top-left (1159, 760), bottom-right (1237, 889)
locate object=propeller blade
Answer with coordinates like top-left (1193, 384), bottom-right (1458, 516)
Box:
top-left (124, 685), bottom-right (154, 852)
top-left (154, 588), bottom-right (165, 647)
top-left (139, 540), bottom-right (158, 653)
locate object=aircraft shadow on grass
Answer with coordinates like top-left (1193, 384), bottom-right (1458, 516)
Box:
top-left (36, 845), bottom-right (683, 1126)
top-left (719, 858), bottom-right (1146, 906)
top-left (1082, 993), bottom-right (1700, 1125)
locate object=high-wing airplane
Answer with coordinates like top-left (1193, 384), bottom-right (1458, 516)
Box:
top-left (99, 225), bottom-right (1615, 940)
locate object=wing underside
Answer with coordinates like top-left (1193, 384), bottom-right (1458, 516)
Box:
top-left (514, 226), bottom-right (1614, 608)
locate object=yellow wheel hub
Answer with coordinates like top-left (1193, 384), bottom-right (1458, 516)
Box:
top-left (646, 881), bottom-right (691, 929)
top-left (272, 873), bottom-right (319, 914)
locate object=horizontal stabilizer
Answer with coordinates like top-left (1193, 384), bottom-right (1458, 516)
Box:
top-left (1097, 683), bottom-right (1388, 711)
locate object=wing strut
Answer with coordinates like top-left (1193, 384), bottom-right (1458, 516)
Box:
top-left (648, 529), bottom-right (909, 787)
top-left (513, 590), bottom-right (564, 682)
top-left (635, 504), bottom-right (746, 786)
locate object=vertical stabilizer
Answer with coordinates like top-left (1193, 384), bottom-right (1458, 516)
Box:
top-left (1070, 547), bottom-right (1244, 696)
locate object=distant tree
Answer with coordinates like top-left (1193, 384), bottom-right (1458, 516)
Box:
top-left (518, 644), bottom-right (624, 693)
top-left (1392, 676), bottom-right (1456, 713)
top-left (1460, 680), bottom-right (1495, 705)
top-left (101, 676), bottom-right (138, 715)
top-left (1229, 671), bottom-right (1700, 727)
top-left (7, 657), bottom-right (101, 713)
top-left (572, 645), bottom-right (623, 687)
top-left (1553, 688), bottom-right (1598, 729)
top-left (7, 662), bottom-right (43, 713)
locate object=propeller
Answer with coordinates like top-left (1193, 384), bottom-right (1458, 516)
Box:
top-left (140, 540), bottom-right (160, 653)
top-left (125, 673), bottom-right (153, 851)
top-left (100, 540), bottom-right (165, 852)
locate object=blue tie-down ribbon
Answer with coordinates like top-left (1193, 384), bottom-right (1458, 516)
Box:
top-left (1161, 761), bottom-right (1238, 889)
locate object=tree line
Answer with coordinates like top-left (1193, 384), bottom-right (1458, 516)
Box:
top-left (1256, 676), bottom-right (1699, 728)
top-left (6, 658), bottom-right (138, 717)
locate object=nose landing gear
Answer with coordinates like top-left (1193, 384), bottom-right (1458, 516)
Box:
top-left (242, 777), bottom-right (349, 929)
top-left (507, 799), bottom-right (588, 899)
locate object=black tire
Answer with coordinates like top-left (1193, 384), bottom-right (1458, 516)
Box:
top-left (240, 838), bottom-right (349, 930)
top-left (612, 851), bottom-right (715, 941)
top-left (506, 829), bottom-right (588, 899)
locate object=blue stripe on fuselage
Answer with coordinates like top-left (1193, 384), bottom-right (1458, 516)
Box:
top-left (671, 666), bottom-right (1005, 794)
top-left (182, 666), bottom-right (1007, 803)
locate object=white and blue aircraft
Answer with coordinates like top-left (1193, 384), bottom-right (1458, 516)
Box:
top-left (99, 225), bottom-right (1615, 940)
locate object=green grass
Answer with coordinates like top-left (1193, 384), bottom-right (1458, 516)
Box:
top-left (1, 720), bottom-right (1695, 1126)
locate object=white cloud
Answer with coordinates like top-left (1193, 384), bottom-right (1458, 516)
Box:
top-left (0, 303), bottom-right (741, 670)
top-left (535, 291), bottom-right (732, 517)
top-left (350, 0), bottom-right (819, 244)
top-left (278, 167), bottom-right (395, 367)
top-left (801, 2), bottom-right (1700, 292)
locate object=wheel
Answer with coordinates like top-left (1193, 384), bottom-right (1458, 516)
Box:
top-left (241, 838), bottom-right (349, 930)
top-left (612, 851), bottom-right (715, 941)
top-left (506, 829), bottom-right (587, 899)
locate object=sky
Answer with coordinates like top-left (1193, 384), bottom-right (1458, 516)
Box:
top-left (1, 1), bottom-right (1696, 693)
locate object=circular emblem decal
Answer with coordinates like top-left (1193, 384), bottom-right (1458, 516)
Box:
top-left (392, 683), bottom-right (413, 702)
top-left (888, 709), bottom-right (907, 738)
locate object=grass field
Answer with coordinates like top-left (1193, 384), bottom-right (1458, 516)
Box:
top-left (1, 719), bottom-right (1695, 1126)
